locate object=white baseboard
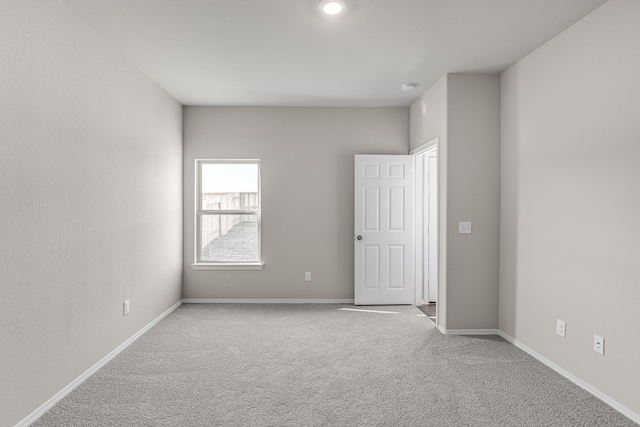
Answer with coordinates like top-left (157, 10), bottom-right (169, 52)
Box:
top-left (497, 330), bottom-right (640, 425)
top-left (437, 327), bottom-right (500, 336)
top-left (181, 298), bottom-right (354, 304)
top-left (16, 300), bottom-right (183, 427)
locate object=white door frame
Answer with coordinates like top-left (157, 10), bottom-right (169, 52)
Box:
top-left (411, 138), bottom-right (439, 308)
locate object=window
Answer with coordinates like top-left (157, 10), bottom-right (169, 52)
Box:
top-left (193, 159), bottom-right (262, 270)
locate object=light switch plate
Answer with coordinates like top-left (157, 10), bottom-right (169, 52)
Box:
top-left (459, 221), bottom-right (472, 234)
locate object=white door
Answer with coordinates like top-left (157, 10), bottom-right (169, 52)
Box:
top-left (354, 155), bottom-right (414, 305)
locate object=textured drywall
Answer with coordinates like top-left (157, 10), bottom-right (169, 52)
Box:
top-left (183, 107), bottom-right (408, 300)
top-left (500, 0), bottom-right (640, 415)
top-left (0, 1), bottom-right (183, 425)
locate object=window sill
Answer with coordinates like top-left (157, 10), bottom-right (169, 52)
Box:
top-left (191, 263), bottom-right (264, 271)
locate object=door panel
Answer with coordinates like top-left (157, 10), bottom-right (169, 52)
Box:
top-left (364, 188), bottom-right (380, 230)
top-left (354, 155), bottom-right (414, 305)
top-left (388, 187), bottom-right (405, 230)
top-left (363, 245), bottom-right (380, 289)
top-left (388, 245), bottom-right (405, 289)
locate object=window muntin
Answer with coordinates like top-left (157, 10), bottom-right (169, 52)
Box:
top-left (195, 160), bottom-right (261, 267)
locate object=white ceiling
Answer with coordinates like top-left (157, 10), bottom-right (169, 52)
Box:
top-left (61, 0), bottom-right (607, 107)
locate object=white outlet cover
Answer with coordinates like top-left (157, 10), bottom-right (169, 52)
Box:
top-left (556, 319), bottom-right (566, 337)
top-left (304, 272), bottom-right (312, 281)
top-left (594, 335), bottom-right (605, 355)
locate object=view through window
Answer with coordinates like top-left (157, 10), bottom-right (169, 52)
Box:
top-left (196, 160), bottom-right (260, 264)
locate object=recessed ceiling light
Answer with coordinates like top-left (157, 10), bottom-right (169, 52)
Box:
top-left (400, 83), bottom-right (418, 92)
top-left (319, 0), bottom-right (346, 15)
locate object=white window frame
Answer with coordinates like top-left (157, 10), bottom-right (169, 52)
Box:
top-left (192, 159), bottom-right (263, 270)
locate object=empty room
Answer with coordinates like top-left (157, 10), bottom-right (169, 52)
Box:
top-left (1, 0), bottom-right (639, 425)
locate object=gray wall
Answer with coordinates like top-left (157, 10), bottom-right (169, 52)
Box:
top-left (446, 74), bottom-right (501, 330)
top-left (410, 74), bottom-right (501, 330)
top-left (500, 0), bottom-right (640, 415)
top-left (410, 75), bottom-right (448, 152)
top-left (183, 107), bottom-right (409, 299)
top-left (0, 2), bottom-right (183, 425)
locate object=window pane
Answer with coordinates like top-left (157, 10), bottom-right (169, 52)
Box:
top-left (201, 192), bottom-right (259, 211)
top-left (200, 214), bottom-right (258, 262)
top-left (201, 163), bottom-right (258, 210)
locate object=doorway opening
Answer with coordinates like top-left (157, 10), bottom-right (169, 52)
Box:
top-left (412, 138), bottom-right (439, 323)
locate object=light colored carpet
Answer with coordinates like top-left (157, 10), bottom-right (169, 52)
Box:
top-left (33, 304), bottom-right (636, 426)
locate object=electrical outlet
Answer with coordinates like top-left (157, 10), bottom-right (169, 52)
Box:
top-left (123, 300), bottom-right (130, 316)
top-left (594, 335), bottom-right (604, 355)
top-left (305, 272), bottom-right (312, 282)
top-left (556, 319), bottom-right (566, 338)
